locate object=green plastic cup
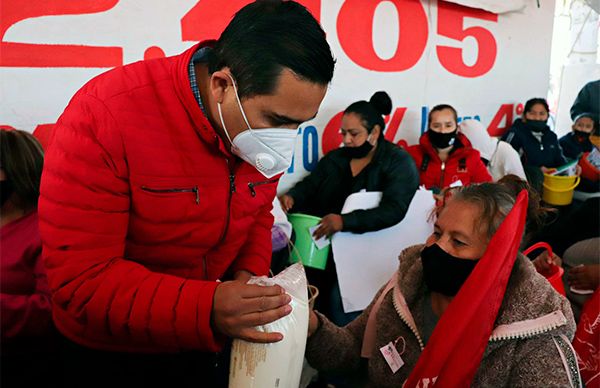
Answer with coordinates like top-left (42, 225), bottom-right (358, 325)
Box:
top-left (287, 213), bottom-right (330, 270)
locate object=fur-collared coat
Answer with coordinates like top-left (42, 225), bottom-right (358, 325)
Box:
top-left (306, 245), bottom-right (581, 387)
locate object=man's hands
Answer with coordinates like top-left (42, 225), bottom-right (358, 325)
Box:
top-left (212, 279), bottom-right (292, 343)
top-left (312, 214), bottom-right (343, 240)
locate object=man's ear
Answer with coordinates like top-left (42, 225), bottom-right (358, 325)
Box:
top-left (210, 69), bottom-right (233, 104)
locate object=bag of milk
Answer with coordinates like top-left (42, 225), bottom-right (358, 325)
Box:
top-left (229, 263), bottom-right (309, 388)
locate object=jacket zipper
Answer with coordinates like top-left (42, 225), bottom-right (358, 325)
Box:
top-left (489, 310), bottom-right (567, 342)
top-left (141, 186), bottom-right (199, 205)
top-left (391, 290), bottom-right (425, 351)
top-left (439, 162), bottom-right (446, 189)
top-left (218, 159), bottom-right (236, 245)
top-left (248, 178), bottom-right (278, 197)
top-left (391, 295), bottom-right (565, 350)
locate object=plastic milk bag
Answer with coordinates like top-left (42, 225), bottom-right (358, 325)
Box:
top-left (229, 263), bottom-right (309, 388)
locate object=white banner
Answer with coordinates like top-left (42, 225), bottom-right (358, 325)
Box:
top-left (0, 0), bottom-right (554, 192)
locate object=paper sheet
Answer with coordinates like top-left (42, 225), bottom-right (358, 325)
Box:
top-left (332, 188), bottom-right (435, 313)
top-left (308, 225), bottom-right (331, 250)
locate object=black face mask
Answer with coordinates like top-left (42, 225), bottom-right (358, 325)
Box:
top-left (525, 120), bottom-right (547, 133)
top-left (574, 130), bottom-right (590, 143)
top-left (421, 243), bottom-right (479, 297)
top-left (1, 180), bottom-right (14, 207)
top-left (427, 129), bottom-right (457, 149)
top-left (341, 138), bottom-right (374, 159)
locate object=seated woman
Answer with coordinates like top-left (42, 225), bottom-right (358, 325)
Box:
top-left (502, 98), bottom-right (567, 190)
top-left (559, 112), bottom-right (597, 160)
top-left (305, 182), bottom-right (579, 387)
top-left (1, 129), bottom-right (57, 386)
top-left (407, 104), bottom-right (492, 193)
top-left (280, 91), bottom-right (419, 324)
top-left (460, 119), bottom-right (526, 182)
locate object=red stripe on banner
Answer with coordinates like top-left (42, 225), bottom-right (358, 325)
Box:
top-left (0, 42), bottom-right (123, 68)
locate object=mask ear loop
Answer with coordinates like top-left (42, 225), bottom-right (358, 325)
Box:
top-left (217, 102), bottom-right (238, 151)
top-left (225, 73), bottom-right (253, 131)
top-left (225, 72), bottom-right (299, 161)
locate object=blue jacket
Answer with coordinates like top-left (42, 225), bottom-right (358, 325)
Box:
top-left (501, 120), bottom-right (567, 168)
top-left (559, 132), bottom-right (593, 160)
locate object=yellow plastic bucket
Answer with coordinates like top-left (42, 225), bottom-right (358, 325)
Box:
top-left (542, 174), bottom-right (580, 206)
top-left (287, 213), bottom-right (330, 270)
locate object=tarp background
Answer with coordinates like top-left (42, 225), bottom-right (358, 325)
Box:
top-left (0, 0), bottom-right (554, 192)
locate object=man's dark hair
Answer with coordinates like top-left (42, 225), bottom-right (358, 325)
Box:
top-left (208, 0), bottom-right (335, 98)
top-left (0, 129), bottom-right (44, 210)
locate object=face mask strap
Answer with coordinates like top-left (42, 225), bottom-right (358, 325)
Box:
top-left (217, 102), bottom-right (237, 151)
top-left (225, 73), bottom-right (253, 132)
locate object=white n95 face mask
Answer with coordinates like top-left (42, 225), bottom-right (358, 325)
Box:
top-left (217, 74), bottom-right (299, 179)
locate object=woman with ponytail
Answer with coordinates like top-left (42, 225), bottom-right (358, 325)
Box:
top-left (281, 91), bottom-right (419, 238)
top-left (281, 91), bottom-right (419, 325)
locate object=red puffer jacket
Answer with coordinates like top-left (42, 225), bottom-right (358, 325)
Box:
top-left (407, 132), bottom-right (492, 191)
top-left (38, 44), bottom-right (276, 353)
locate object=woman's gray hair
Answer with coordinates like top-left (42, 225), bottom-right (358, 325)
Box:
top-left (449, 183), bottom-right (516, 238)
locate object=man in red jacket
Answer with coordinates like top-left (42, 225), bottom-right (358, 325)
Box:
top-left (38, 1), bottom-right (334, 385)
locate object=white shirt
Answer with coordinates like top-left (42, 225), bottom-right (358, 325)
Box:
top-left (488, 140), bottom-right (527, 182)
top-left (271, 197), bottom-right (292, 239)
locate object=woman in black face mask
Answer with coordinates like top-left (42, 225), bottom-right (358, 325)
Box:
top-left (281, 91), bottom-right (419, 238)
top-left (501, 98), bottom-right (568, 192)
top-left (280, 91), bottom-right (419, 326)
top-left (305, 182), bottom-right (579, 387)
top-left (407, 104), bottom-right (492, 193)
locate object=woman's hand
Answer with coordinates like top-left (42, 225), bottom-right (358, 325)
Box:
top-left (532, 251), bottom-right (562, 276)
top-left (541, 166), bottom-right (556, 174)
top-left (568, 264), bottom-right (600, 291)
top-left (313, 214), bottom-right (343, 240)
top-left (307, 310), bottom-right (319, 337)
top-left (279, 195), bottom-right (295, 212)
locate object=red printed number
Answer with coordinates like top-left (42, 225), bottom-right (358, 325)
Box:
top-left (0, 0), bottom-right (122, 68)
top-left (337, 0), bottom-right (428, 72)
top-left (321, 108), bottom-right (407, 154)
top-left (436, 1), bottom-right (498, 78)
top-left (487, 104), bottom-right (514, 137)
top-left (181, 0), bottom-right (321, 42)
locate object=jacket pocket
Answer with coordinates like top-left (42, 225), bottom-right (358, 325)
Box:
top-left (141, 185), bottom-right (200, 205)
top-left (247, 179), bottom-right (278, 197)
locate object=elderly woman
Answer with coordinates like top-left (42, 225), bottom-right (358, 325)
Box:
top-left (305, 182), bottom-right (580, 387)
